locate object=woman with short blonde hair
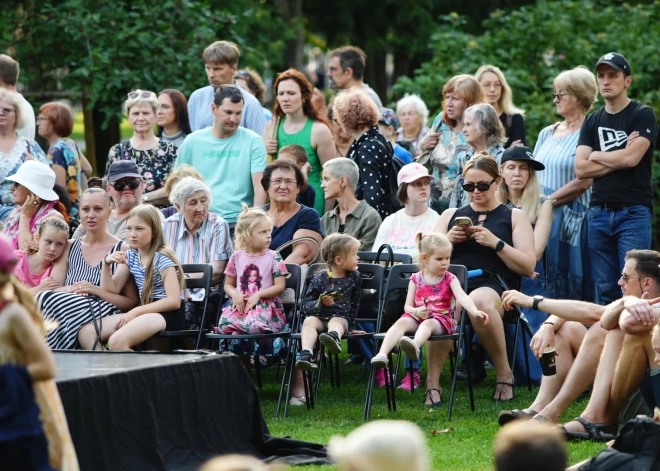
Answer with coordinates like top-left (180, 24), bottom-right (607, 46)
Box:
top-left (395, 94), bottom-right (430, 156)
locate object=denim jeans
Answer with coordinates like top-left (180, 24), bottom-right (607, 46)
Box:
top-left (587, 204), bottom-right (652, 305)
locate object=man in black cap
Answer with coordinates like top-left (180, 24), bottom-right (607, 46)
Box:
top-left (575, 52), bottom-right (658, 306)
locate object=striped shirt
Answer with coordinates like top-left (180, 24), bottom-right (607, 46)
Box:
top-left (163, 211), bottom-right (233, 264)
top-left (534, 124), bottom-right (591, 209)
top-left (126, 249), bottom-right (181, 301)
top-left (187, 83), bottom-right (267, 136)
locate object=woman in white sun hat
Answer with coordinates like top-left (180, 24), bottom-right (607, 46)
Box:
top-left (1, 160), bottom-right (69, 249)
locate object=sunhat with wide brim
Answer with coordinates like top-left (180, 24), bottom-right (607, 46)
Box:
top-left (6, 160), bottom-right (59, 201)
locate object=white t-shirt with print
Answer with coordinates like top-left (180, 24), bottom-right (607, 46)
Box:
top-left (371, 207), bottom-right (440, 262)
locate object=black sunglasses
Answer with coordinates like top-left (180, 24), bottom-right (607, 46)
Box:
top-left (462, 178), bottom-right (497, 193)
top-left (112, 180), bottom-right (141, 192)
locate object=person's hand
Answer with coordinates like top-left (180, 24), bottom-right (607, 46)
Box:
top-left (231, 292), bottom-right (245, 314)
top-left (501, 290), bottom-right (533, 310)
top-left (70, 281), bottom-right (99, 297)
top-left (446, 225), bottom-right (469, 244)
top-left (265, 139), bottom-right (279, 155)
top-left (104, 251), bottom-right (127, 265)
top-left (244, 292), bottom-right (261, 312)
top-left (20, 194), bottom-right (41, 219)
top-left (415, 307), bottom-right (429, 319)
top-left (626, 131), bottom-right (640, 149)
top-left (321, 294), bottom-right (335, 307)
top-left (531, 272), bottom-right (540, 281)
top-left (472, 310), bottom-right (489, 325)
top-left (470, 226), bottom-right (499, 249)
top-left (530, 323), bottom-right (556, 359)
top-left (420, 132), bottom-right (440, 151)
top-left (349, 329), bottom-right (367, 335)
top-left (38, 277), bottom-right (60, 292)
top-left (301, 162), bottom-right (312, 175)
top-left (509, 140), bottom-right (524, 147)
top-left (623, 293), bottom-right (660, 327)
top-left (115, 311), bottom-right (138, 330)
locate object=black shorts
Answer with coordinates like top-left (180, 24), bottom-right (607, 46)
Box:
top-left (161, 303), bottom-right (185, 331)
top-left (467, 275), bottom-right (506, 296)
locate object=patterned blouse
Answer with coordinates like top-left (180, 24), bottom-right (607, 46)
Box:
top-left (48, 138), bottom-right (81, 221)
top-left (106, 139), bottom-right (177, 192)
top-left (301, 270), bottom-right (362, 328)
top-left (0, 136), bottom-right (48, 206)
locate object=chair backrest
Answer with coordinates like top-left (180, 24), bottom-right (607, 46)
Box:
top-left (182, 264), bottom-right (213, 295)
top-left (358, 251), bottom-right (413, 265)
top-left (356, 262), bottom-right (385, 293)
top-left (283, 263), bottom-right (303, 330)
top-left (449, 265), bottom-right (468, 292)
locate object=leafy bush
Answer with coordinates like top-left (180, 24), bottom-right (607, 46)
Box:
top-left (393, 0), bottom-right (660, 246)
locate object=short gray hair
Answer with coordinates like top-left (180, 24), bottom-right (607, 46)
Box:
top-left (169, 177), bottom-right (212, 208)
top-left (464, 103), bottom-right (506, 148)
top-left (396, 94), bottom-right (429, 126)
top-left (323, 158), bottom-right (359, 190)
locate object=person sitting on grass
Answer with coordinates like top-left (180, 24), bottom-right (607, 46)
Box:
top-left (370, 232), bottom-right (488, 407)
top-left (295, 233), bottom-right (362, 370)
top-left (277, 144), bottom-right (316, 209)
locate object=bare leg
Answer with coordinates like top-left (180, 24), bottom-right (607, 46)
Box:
top-left (327, 317), bottom-right (347, 338)
top-left (528, 321), bottom-right (587, 412)
top-left (301, 316), bottom-right (324, 352)
top-left (538, 323), bottom-right (607, 422)
top-left (107, 313), bottom-right (166, 351)
top-left (375, 317), bottom-right (418, 357)
top-left (78, 314), bottom-right (125, 350)
top-left (563, 328), bottom-right (625, 432)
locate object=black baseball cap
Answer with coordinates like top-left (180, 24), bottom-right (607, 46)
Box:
top-left (595, 52), bottom-right (631, 76)
top-left (500, 146), bottom-right (545, 171)
top-left (106, 160), bottom-right (142, 182)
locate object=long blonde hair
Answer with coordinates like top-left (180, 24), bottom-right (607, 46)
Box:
top-left (127, 205), bottom-right (185, 304)
top-left (0, 272), bottom-right (44, 330)
top-left (234, 205), bottom-right (273, 251)
top-left (498, 163), bottom-right (542, 224)
top-left (475, 65), bottom-right (525, 116)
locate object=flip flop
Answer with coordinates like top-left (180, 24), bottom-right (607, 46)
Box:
top-left (493, 381), bottom-right (515, 402)
top-left (498, 408), bottom-right (538, 426)
top-left (562, 417), bottom-right (618, 442)
top-left (425, 388), bottom-right (444, 408)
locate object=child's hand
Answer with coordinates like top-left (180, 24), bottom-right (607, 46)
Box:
top-left (116, 310), bottom-right (137, 330)
top-left (416, 307), bottom-right (429, 319)
top-left (231, 292), bottom-right (245, 314)
top-left (244, 293), bottom-right (261, 313)
top-left (301, 162), bottom-right (312, 175)
top-left (104, 251), bottom-right (127, 265)
top-left (473, 310), bottom-right (489, 325)
top-left (265, 139), bottom-right (279, 155)
top-left (321, 294), bottom-right (335, 307)
top-left (39, 277), bottom-right (60, 292)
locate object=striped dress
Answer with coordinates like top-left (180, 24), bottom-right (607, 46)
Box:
top-left (37, 239), bottom-right (124, 349)
top-left (534, 123), bottom-right (593, 302)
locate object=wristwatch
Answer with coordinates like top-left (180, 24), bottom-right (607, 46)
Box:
top-left (532, 295), bottom-right (544, 310)
top-left (494, 239), bottom-right (505, 252)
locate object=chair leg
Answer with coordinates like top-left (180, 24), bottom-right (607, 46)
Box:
top-left (363, 365), bottom-right (375, 420)
top-left (254, 341), bottom-right (263, 389)
top-left (335, 354), bottom-right (341, 388)
top-left (327, 347), bottom-right (336, 388)
top-left (522, 326), bottom-right (532, 391)
top-left (282, 342), bottom-right (299, 418)
top-left (447, 345), bottom-right (458, 420)
top-left (277, 342), bottom-right (294, 418)
top-left (465, 328), bottom-right (475, 412)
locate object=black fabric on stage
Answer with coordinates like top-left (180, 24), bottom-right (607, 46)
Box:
top-left (54, 351), bottom-right (329, 470)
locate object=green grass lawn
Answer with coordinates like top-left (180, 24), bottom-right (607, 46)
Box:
top-left (253, 353), bottom-right (604, 470)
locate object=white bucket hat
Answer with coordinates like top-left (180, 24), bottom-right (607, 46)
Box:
top-left (6, 160), bottom-right (59, 201)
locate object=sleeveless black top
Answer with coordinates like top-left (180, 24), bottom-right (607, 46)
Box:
top-left (448, 203), bottom-right (519, 289)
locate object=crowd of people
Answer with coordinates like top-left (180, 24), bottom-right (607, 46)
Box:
top-left (0, 38), bottom-right (659, 469)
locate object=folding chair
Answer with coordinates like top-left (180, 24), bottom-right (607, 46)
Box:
top-left (156, 264), bottom-right (213, 350)
top-left (364, 264), bottom-right (475, 420)
top-left (206, 263), bottom-right (302, 389)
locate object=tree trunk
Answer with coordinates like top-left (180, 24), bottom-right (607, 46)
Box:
top-left (275, 0), bottom-right (305, 70)
top-left (89, 106), bottom-right (120, 177)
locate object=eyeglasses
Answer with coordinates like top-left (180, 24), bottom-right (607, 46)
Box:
top-left (36, 116), bottom-right (48, 122)
top-left (462, 179), bottom-right (497, 192)
top-left (0, 107), bottom-right (15, 116)
top-left (127, 91), bottom-right (155, 99)
top-left (112, 180), bottom-right (141, 191)
top-left (620, 273), bottom-right (644, 282)
top-left (552, 92), bottom-right (570, 100)
top-left (270, 178), bottom-right (297, 187)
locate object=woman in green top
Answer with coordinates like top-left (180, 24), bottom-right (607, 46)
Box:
top-left (263, 69), bottom-right (335, 215)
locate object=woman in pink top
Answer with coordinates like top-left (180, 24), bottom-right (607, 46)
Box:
top-left (12, 218), bottom-right (68, 294)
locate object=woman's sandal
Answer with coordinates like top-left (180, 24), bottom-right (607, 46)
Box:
top-left (288, 396), bottom-right (307, 407)
top-left (562, 417), bottom-right (618, 442)
top-left (424, 388), bottom-right (444, 408)
top-left (497, 408), bottom-right (538, 426)
top-left (493, 381), bottom-right (515, 402)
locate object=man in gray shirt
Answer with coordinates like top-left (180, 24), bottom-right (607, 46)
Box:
top-left (328, 46), bottom-right (383, 108)
top-left (187, 41), bottom-right (266, 135)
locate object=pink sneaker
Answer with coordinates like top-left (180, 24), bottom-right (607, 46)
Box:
top-left (375, 368), bottom-right (391, 388)
top-left (397, 370), bottom-right (421, 391)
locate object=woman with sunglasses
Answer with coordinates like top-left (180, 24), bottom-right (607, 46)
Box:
top-left (430, 153), bottom-right (535, 403)
top-left (0, 89), bottom-right (49, 223)
top-left (106, 90), bottom-right (178, 207)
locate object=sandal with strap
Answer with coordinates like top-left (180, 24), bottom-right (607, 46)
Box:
top-left (563, 417), bottom-right (618, 442)
top-left (493, 381), bottom-right (515, 402)
top-left (498, 408), bottom-right (538, 426)
top-left (424, 388), bottom-right (444, 408)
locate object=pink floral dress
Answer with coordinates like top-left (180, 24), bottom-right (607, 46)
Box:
top-left (401, 271), bottom-right (456, 334)
top-left (218, 249), bottom-right (288, 334)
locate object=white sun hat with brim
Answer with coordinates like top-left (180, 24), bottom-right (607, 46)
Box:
top-left (327, 420), bottom-right (430, 471)
top-left (6, 160), bottom-right (59, 201)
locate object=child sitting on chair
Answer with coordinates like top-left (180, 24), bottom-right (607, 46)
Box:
top-left (371, 232), bottom-right (488, 407)
top-left (295, 233), bottom-right (361, 370)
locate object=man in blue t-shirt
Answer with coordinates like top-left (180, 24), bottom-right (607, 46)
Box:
top-left (576, 52), bottom-right (658, 306)
top-left (176, 86), bottom-right (267, 233)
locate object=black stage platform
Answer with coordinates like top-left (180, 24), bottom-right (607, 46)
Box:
top-left (54, 351), bottom-right (327, 471)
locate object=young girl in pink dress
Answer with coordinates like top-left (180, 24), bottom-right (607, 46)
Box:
top-left (218, 206), bottom-right (288, 335)
top-left (371, 232), bottom-right (489, 406)
top-left (13, 218), bottom-right (69, 295)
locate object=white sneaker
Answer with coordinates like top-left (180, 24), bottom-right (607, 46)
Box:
top-left (399, 337), bottom-right (420, 362)
top-left (370, 353), bottom-right (388, 368)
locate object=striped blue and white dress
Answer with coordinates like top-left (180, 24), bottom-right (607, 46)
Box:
top-left (534, 123), bottom-right (593, 302)
top-left (37, 239), bottom-right (124, 349)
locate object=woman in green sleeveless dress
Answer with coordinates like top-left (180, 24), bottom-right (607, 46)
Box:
top-left (263, 69), bottom-right (335, 216)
